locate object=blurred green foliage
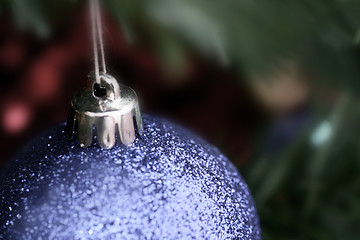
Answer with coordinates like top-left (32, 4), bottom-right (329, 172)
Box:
top-left (246, 93), bottom-right (360, 239)
top-left (1, 0), bottom-right (360, 239)
top-left (3, 0), bottom-right (360, 84)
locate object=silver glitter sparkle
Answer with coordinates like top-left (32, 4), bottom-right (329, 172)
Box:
top-left (0, 115), bottom-right (261, 239)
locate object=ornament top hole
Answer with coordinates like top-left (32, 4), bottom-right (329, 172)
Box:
top-left (93, 83), bottom-right (107, 99)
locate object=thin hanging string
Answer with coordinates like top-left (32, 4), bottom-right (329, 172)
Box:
top-left (95, 0), bottom-right (107, 75)
top-left (90, 0), bottom-right (107, 84)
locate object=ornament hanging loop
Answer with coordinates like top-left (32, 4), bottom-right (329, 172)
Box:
top-left (93, 73), bottom-right (121, 100)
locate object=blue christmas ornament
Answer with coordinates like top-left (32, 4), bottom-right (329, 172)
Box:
top-left (0, 115), bottom-right (261, 239)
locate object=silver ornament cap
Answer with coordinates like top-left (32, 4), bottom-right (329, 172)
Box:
top-left (67, 72), bottom-right (143, 149)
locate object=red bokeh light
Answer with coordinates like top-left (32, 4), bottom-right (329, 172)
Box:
top-left (2, 102), bottom-right (31, 134)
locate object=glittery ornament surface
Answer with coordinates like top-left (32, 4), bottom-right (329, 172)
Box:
top-left (0, 115), bottom-right (260, 239)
